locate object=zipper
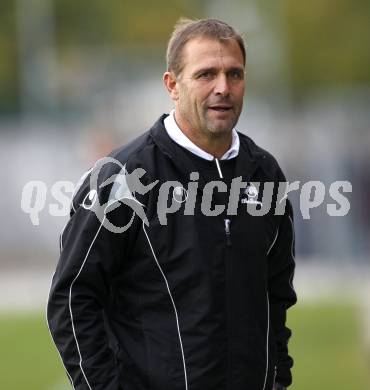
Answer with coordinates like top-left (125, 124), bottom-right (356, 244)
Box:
top-left (215, 158), bottom-right (231, 247)
top-left (224, 218), bottom-right (231, 246)
top-left (214, 158), bottom-right (223, 179)
top-left (273, 365), bottom-right (277, 387)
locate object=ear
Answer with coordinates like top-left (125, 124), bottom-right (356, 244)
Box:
top-left (163, 71), bottom-right (179, 101)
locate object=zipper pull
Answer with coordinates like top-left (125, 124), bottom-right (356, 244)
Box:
top-left (273, 365), bottom-right (277, 387)
top-left (224, 218), bottom-right (231, 246)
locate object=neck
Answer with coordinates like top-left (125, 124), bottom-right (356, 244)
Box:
top-left (187, 133), bottom-right (232, 159)
top-left (174, 112), bottom-right (232, 159)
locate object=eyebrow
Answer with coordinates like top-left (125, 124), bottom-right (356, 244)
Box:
top-left (192, 66), bottom-right (245, 78)
top-left (191, 67), bottom-right (217, 77)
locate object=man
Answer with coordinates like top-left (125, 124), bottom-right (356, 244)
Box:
top-left (47, 18), bottom-right (296, 390)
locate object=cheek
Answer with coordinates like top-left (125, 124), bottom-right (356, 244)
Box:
top-left (237, 92), bottom-right (244, 106)
top-left (179, 90), bottom-right (192, 111)
top-left (195, 89), bottom-right (213, 110)
top-left (232, 91), bottom-right (244, 110)
top-left (236, 85), bottom-right (245, 101)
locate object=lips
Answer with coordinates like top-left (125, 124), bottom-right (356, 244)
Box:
top-left (208, 105), bottom-right (233, 112)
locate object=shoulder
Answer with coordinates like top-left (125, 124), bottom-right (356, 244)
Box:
top-left (238, 132), bottom-right (286, 181)
top-left (109, 113), bottom-right (169, 170)
top-left (108, 130), bottom-right (154, 168)
top-left (71, 119), bottom-right (163, 213)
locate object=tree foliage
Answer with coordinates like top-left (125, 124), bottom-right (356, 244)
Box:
top-left (0, 0), bottom-right (18, 114)
top-left (282, 0), bottom-right (370, 96)
top-left (0, 1), bottom-right (369, 113)
top-left (54, 0), bottom-right (201, 46)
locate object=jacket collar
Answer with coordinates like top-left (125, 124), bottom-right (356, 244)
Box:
top-left (150, 114), bottom-right (260, 183)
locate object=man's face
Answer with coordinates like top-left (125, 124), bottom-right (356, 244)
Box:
top-left (169, 37), bottom-right (245, 138)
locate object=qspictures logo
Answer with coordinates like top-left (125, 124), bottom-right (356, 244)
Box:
top-left (21, 157), bottom-right (352, 233)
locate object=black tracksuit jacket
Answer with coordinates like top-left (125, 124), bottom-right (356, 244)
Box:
top-left (47, 114), bottom-right (297, 390)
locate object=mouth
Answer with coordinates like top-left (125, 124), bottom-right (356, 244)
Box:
top-left (208, 105), bottom-right (233, 113)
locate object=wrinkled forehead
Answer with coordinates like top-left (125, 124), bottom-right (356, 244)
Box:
top-left (180, 37), bottom-right (245, 75)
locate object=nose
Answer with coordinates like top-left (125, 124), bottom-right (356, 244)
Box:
top-left (213, 73), bottom-right (230, 97)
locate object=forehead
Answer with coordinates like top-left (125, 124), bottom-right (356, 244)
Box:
top-left (181, 37), bottom-right (245, 74)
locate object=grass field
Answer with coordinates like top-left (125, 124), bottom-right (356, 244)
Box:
top-left (0, 302), bottom-right (369, 389)
top-left (289, 302), bottom-right (370, 390)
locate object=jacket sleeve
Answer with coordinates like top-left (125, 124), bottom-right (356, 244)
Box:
top-left (47, 163), bottom-right (134, 390)
top-left (268, 198), bottom-right (297, 387)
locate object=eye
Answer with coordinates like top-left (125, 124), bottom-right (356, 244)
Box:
top-left (228, 70), bottom-right (244, 80)
top-left (197, 71), bottom-right (214, 79)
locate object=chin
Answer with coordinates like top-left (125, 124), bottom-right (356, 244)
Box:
top-left (207, 121), bottom-right (235, 135)
top-left (208, 127), bottom-right (233, 137)
top-left (205, 113), bottom-right (238, 133)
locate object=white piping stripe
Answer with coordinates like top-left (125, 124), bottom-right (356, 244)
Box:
top-left (288, 215), bottom-right (296, 293)
top-left (68, 216), bottom-right (107, 390)
top-left (142, 222), bottom-right (188, 390)
top-left (48, 218), bottom-right (75, 387)
top-left (46, 270), bottom-right (76, 390)
top-left (60, 177), bottom-right (141, 389)
top-left (214, 158), bottom-right (223, 179)
top-left (263, 215), bottom-right (295, 389)
top-left (59, 220), bottom-right (69, 253)
top-left (262, 293), bottom-right (270, 390)
top-left (266, 227), bottom-right (279, 256)
top-left (71, 168), bottom-right (93, 213)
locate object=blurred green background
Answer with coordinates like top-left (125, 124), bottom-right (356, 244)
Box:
top-left (0, 0), bottom-right (369, 389)
top-left (1, 0), bottom-right (370, 113)
top-left (1, 301), bottom-right (369, 389)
